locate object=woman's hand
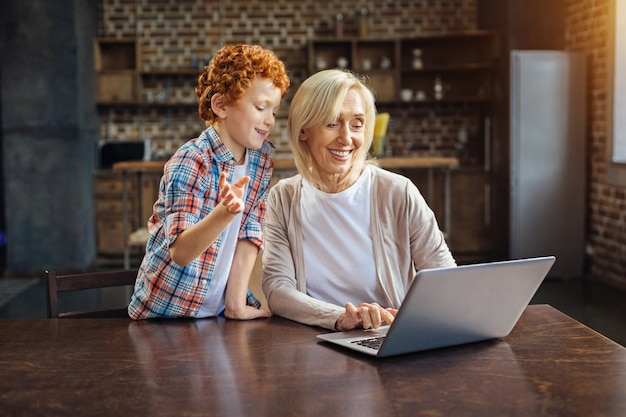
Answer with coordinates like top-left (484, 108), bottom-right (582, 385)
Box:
top-left (218, 171), bottom-right (250, 214)
top-left (335, 302), bottom-right (398, 331)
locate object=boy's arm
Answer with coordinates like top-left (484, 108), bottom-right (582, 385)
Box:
top-left (169, 202), bottom-right (236, 266)
top-left (169, 172), bottom-right (247, 266)
top-left (224, 240), bottom-right (272, 319)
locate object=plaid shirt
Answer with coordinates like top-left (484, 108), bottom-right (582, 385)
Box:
top-left (128, 126), bottom-right (274, 319)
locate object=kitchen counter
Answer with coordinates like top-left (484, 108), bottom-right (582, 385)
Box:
top-left (111, 156), bottom-right (458, 268)
top-left (273, 156), bottom-right (459, 170)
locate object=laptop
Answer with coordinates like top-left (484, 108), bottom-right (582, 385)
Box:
top-left (316, 256), bottom-right (556, 358)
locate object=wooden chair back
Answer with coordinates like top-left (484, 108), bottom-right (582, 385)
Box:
top-left (46, 269), bottom-right (138, 318)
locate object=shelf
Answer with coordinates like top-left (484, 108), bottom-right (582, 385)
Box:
top-left (94, 38), bottom-right (201, 106)
top-left (94, 38), bottom-right (141, 71)
top-left (309, 32), bottom-right (498, 104)
top-left (97, 101), bottom-right (197, 108)
top-left (94, 38), bottom-right (142, 102)
top-left (379, 97), bottom-right (493, 106)
top-left (400, 63), bottom-right (495, 73)
top-left (95, 72), bottom-right (140, 103)
top-left (140, 69), bottom-right (201, 76)
top-left (400, 31), bottom-right (498, 70)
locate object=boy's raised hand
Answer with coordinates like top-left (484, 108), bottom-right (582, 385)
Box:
top-left (218, 171), bottom-right (250, 214)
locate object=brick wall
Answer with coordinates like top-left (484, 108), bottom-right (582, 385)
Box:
top-left (97, 0), bottom-right (478, 158)
top-left (565, 0), bottom-right (626, 290)
top-left (95, 0), bottom-right (626, 291)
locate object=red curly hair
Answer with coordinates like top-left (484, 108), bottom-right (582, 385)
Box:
top-left (196, 44), bottom-right (290, 126)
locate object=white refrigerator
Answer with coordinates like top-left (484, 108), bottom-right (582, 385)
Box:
top-left (509, 50), bottom-right (586, 278)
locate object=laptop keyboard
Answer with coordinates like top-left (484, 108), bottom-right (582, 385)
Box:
top-left (351, 336), bottom-right (385, 350)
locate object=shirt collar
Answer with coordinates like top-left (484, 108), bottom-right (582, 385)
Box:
top-left (203, 125), bottom-right (236, 164)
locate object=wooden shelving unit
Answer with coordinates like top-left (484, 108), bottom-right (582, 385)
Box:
top-left (308, 31), bottom-right (498, 103)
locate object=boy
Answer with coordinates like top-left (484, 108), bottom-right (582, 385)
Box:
top-left (128, 44), bottom-right (290, 320)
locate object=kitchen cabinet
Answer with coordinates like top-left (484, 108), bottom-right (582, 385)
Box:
top-left (398, 33), bottom-right (497, 102)
top-left (94, 170), bottom-right (136, 265)
top-left (94, 38), bottom-right (201, 149)
top-left (94, 38), bottom-right (141, 103)
top-left (96, 70), bottom-right (200, 108)
top-left (95, 38), bottom-right (199, 107)
top-left (94, 170), bottom-right (160, 267)
top-left (449, 168), bottom-right (495, 263)
top-left (394, 166), bottom-right (495, 262)
top-left (309, 38), bottom-right (399, 102)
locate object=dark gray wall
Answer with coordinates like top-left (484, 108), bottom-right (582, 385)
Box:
top-left (0, 0), bottom-right (99, 273)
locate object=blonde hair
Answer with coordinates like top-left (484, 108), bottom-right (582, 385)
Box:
top-left (288, 69), bottom-right (377, 191)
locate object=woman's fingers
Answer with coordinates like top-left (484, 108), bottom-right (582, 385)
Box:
top-left (359, 303), bottom-right (396, 329)
top-left (341, 302), bottom-right (396, 330)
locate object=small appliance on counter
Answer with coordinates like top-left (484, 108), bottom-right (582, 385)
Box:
top-left (97, 139), bottom-right (151, 169)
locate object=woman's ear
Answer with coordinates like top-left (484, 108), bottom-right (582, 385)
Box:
top-left (210, 93), bottom-right (227, 119)
top-left (298, 129), bottom-right (308, 142)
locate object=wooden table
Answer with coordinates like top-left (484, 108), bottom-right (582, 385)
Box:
top-left (1, 305), bottom-right (624, 416)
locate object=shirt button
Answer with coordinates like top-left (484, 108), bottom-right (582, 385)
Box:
top-left (228, 160), bottom-right (235, 166)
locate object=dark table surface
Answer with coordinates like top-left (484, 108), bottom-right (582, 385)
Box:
top-left (1, 304), bottom-right (625, 417)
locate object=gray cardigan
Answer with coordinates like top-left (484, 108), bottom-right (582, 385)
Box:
top-left (262, 165), bottom-right (456, 329)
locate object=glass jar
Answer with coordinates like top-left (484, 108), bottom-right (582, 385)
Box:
top-left (412, 49), bottom-right (423, 70)
top-left (357, 9), bottom-right (369, 38)
top-left (434, 75), bottom-right (443, 100)
top-left (335, 14), bottom-right (344, 38)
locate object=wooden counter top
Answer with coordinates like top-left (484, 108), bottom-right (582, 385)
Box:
top-left (378, 156), bottom-right (459, 169)
top-left (111, 157), bottom-right (459, 173)
top-left (274, 156), bottom-right (459, 170)
top-left (112, 160), bottom-right (166, 173)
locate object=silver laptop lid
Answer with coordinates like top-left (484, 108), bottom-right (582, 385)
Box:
top-left (317, 256), bottom-right (556, 358)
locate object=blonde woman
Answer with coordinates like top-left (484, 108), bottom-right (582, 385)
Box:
top-left (262, 69), bottom-right (455, 331)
